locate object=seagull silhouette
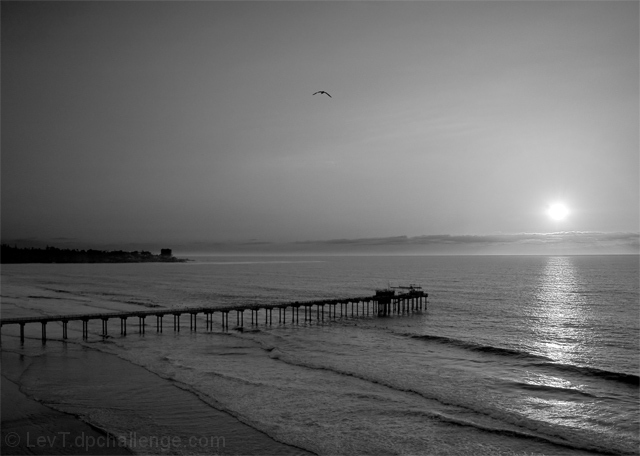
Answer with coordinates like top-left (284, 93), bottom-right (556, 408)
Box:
top-left (313, 91), bottom-right (332, 98)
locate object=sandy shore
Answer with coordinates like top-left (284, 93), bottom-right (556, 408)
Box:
top-left (1, 345), bottom-right (313, 456)
top-left (2, 380), bottom-right (134, 455)
top-left (2, 354), bottom-right (133, 455)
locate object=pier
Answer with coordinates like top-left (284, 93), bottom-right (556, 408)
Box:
top-left (0, 289), bottom-right (427, 345)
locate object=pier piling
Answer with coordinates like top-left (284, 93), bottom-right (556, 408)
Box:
top-left (0, 289), bottom-right (427, 344)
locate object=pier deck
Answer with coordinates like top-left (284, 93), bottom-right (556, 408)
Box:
top-left (0, 291), bottom-right (427, 344)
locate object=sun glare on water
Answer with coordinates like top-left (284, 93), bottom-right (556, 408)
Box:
top-left (547, 203), bottom-right (570, 221)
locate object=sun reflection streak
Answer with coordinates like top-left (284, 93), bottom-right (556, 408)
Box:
top-left (504, 257), bottom-right (636, 449)
top-left (523, 396), bottom-right (599, 429)
top-left (531, 256), bottom-right (591, 365)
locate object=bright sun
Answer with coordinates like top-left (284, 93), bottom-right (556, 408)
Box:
top-left (547, 203), bottom-right (570, 221)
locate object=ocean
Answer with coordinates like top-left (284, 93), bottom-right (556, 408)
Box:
top-left (1, 255), bottom-right (638, 455)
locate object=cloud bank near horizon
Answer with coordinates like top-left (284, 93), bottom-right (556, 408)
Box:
top-left (289, 232), bottom-right (640, 255)
top-left (4, 231), bottom-right (638, 256)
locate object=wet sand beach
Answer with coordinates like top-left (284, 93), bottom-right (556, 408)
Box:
top-left (2, 376), bottom-right (133, 455)
top-left (1, 345), bottom-right (314, 456)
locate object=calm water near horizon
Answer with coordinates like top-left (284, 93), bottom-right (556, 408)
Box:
top-left (1, 255), bottom-right (638, 455)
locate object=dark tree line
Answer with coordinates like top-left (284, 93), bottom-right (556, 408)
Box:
top-left (0, 245), bottom-right (186, 263)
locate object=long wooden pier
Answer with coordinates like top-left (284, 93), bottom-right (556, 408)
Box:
top-left (0, 290), bottom-right (427, 345)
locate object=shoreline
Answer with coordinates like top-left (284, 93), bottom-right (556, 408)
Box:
top-left (1, 343), bottom-right (314, 456)
top-left (1, 357), bottom-right (134, 455)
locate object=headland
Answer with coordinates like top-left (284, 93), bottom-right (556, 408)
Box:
top-left (0, 245), bottom-right (187, 264)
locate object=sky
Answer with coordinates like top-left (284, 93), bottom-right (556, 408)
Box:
top-left (2, 1), bottom-right (639, 254)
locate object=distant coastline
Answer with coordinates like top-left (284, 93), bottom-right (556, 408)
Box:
top-left (0, 245), bottom-right (188, 263)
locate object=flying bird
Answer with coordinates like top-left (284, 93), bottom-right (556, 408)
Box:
top-left (313, 91), bottom-right (332, 98)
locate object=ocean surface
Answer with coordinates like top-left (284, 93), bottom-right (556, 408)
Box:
top-left (1, 255), bottom-right (638, 455)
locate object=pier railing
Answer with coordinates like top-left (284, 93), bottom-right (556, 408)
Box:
top-left (0, 291), bottom-right (427, 345)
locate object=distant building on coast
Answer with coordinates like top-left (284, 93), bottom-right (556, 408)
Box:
top-left (160, 248), bottom-right (172, 257)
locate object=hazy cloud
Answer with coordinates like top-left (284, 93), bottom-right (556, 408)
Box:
top-left (4, 232), bottom-right (637, 255)
top-left (2, 2), bottom-right (637, 245)
top-left (289, 232), bottom-right (640, 255)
